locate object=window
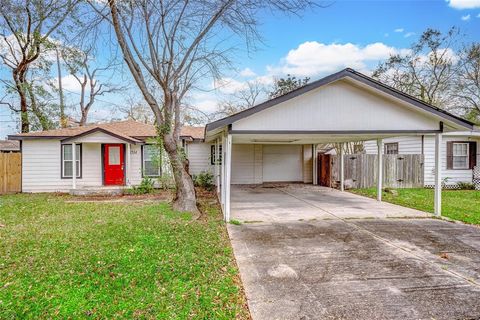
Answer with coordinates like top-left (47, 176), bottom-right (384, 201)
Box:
top-left (108, 146), bottom-right (121, 165)
top-left (452, 142), bottom-right (469, 169)
top-left (142, 144), bottom-right (161, 177)
top-left (211, 144), bottom-right (222, 165)
top-left (384, 143), bottom-right (399, 155)
top-left (62, 144), bottom-right (81, 178)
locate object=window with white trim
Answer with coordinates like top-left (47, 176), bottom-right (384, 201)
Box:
top-left (211, 144), bottom-right (222, 165)
top-left (384, 143), bottom-right (399, 155)
top-left (62, 144), bottom-right (81, 178)
top-left (452, 142), bottom-right (469, 169)
top-left (142, 144), bottom-right (161, 177)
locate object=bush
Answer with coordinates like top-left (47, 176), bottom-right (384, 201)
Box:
top-left (127, 177), bottom-right (155, 195)
top-left (193, 171), bottom-right (215, 191)
top-left (456, 181), bottom-right (475, 190)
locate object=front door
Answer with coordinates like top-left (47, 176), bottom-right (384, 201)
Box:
top-left (104, 144), bottom-right (125, 185)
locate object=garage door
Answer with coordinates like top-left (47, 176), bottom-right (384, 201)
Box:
top-left (263, 145), bottom-right (303, 182)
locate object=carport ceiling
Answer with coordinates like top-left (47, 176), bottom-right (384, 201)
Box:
top-left (232, 133), bottom-right (426, 144)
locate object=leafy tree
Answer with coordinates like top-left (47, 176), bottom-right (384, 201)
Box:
top-left (269, 74), bottom-right (310, 99)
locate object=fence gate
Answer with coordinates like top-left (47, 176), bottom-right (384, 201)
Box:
top-left (0, 153), bottom-right (21, 194)
top-left (330, 154), bottom-right (424, 189)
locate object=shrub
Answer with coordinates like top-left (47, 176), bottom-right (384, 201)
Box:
top-left (127, 177), bottom-right (155, 195)
top-left (456, 181), bottom-right (475, 190)
top-left (193, 171), bottom-right (215, 191)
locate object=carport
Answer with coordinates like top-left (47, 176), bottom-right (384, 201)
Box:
top-left (204, 68), bottom-right (475, 221)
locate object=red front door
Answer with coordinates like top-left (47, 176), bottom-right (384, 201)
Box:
top-left (104, 144), bottom-right (125, 185)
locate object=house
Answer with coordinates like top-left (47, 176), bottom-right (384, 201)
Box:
top-left (8, 120), bottom-right (205, 193)
top-left (363, 132), bottom-right (479, 188)
top-left (8, 68), bottom-right (476, 217)
top-left (0, 140), bottom-right (20, 153)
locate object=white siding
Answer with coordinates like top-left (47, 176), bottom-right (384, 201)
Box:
top-left (231, 144), bottom-right (257, 184)
top-left (364, 136), bottom-right (423, 154)
top-left (69, 131), bottom-right (128, 144)
top-left (424, 136), bottom-right (479, 186)
top-left (22, 140), bottom-right (145, 192)
top-left (232, 80), bottom-right (441, 132)
top-left (186, 142), bottom-right (213, 175)
top-left (22, 140), bottom-right (103, 192)
top-left (128, 144), bottom-right (143, 185)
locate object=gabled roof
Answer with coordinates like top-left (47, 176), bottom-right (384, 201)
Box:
top-left (8, 120), bottom-right (205, 142)
top-left (206, 68), bottom-right (475, 132)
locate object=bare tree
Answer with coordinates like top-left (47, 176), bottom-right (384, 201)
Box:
top-left (62, 46), bottom-right (121, 126)
top-left (453, 43), bottom-right (480, 123)
top-left (373, 28), bottom-right (460, 109)
top-left (118, 95), bottom-right (155, 124)
top-left (0, 0), bottom-right (80, 132)
top-left (214, 79), bottom-right (266, 118)
top-left (98, 0), bottom-right (315, 213)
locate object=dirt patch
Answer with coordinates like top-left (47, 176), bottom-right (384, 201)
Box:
top-left (65, 190), bottom-right (173, 203)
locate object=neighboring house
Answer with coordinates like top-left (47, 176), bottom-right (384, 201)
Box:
top-left (363, 132), bottom-right (480, 187)
top-left (0, 140), bottom-right (20, 153)
top-left (9, 120), bottom-right (205, 193)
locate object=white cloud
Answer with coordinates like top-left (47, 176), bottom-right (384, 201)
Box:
top-left (394, 28), bottom-right (404, 33)
top-left (447, 0), bottom-right (480, 9)
top-left (404, 32), bottom-right (416, 38)
top-left (239, 67), bottom-right (256, 77)
top-left (274, 41), bottom-right (406, 77)
top-left (461, 14), bottom-right (471, 20)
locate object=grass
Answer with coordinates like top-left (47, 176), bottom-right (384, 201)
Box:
top-left (0, 193), bottom-right (249, 319)
top-left (350, 188), bottom-right (480, 225)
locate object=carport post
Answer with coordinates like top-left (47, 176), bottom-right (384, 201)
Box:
top-left (215, 138), bottom-right (220, 195)
top-left (377, 139), bottom-right (383, 201)
top-left (224, 134), bottom-right (232, 222)
top-left (221, 135), bottom-right (226, 209)
top-left (340, 143), bottom-right (344, 191)
top-left (312, 144), bottom-right (317, 185)
top-left (72, 142), bottom-right (77, 189)
top-left (434, 133), bottom-right (442, 216)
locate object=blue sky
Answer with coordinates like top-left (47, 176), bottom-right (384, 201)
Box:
top-left (2, 0), bottom-right (480, 138)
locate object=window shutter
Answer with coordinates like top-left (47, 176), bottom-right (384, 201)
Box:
top-left (469, 142), bottom-right (477, 169)
top-left (446, 141), bottom-right (453, 169)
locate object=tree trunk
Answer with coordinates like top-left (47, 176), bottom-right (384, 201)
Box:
top-left (79, 110), bottom-right (88, 126)
top-left (162, 131), bottom-right (198, 214)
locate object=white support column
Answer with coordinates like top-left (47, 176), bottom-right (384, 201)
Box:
top-left (377, 139), bottom-right (383, 201)
top-left (126, 143), bottom-right (131, 186)
top-left (220, 134), bottom-right (226, 209)
top-left (215, 138), bottom-right (220, 195)
top-left (434, 133), bottom-right (442, 216)
top-left (312, 144), bottom-right (318, 185)
top-left (224, 134), bottom-right (232, 222)
top-left (72, 142), bottom-right (77, 189)
top-left (340, 143), bottom-right (345, 191)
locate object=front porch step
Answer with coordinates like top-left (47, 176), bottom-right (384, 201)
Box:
top-left (70, 187), bottom-right (125, 196)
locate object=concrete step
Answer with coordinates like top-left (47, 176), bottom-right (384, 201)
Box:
top-left (69, 187), bottom-right (125, 196)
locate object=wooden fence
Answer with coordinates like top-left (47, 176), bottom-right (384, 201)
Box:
top-left (330, 154), bottom-right (424, 189)
top-left (0, 153), bottom-right (21, 194)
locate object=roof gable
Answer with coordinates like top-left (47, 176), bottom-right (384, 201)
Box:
top-left (206, 68), bottom-right (474, 132)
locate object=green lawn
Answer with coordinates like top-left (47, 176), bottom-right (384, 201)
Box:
top-left (350, 188), bottom-right (480, 225)
top-left (0, 193), bottom-right (249, 319)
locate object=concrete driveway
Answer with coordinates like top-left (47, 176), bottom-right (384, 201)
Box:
top-left (231, 184), bottom-right (429, 222)
top-left (228, 185), bottom-right (480, 320)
